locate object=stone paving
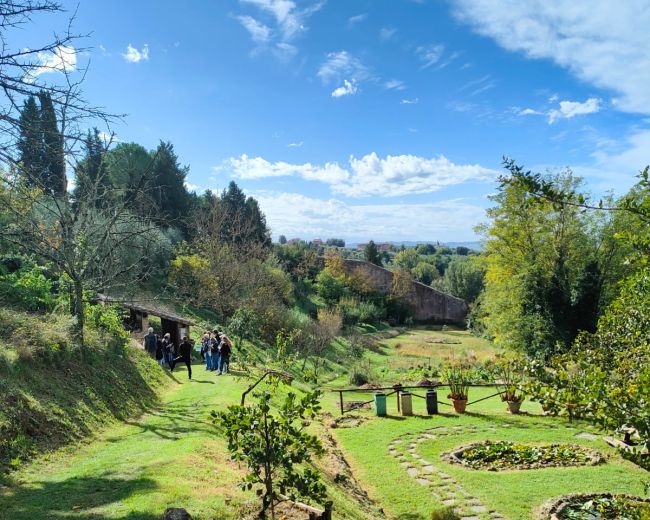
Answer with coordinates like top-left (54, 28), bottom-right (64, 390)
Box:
top-left (387, 421), bottom-right (601, 520)
top-left (387, 424), bottom-right (508, 520)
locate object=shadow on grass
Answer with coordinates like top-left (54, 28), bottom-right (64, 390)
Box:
top-left (121, 402), bottom-right (216, 440)
top-left (395, 513), bottom-right (426, 520)
top-left (0, 473), bottom-right (160, 520)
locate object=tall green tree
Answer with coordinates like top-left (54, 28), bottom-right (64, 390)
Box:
top-left (17, 92), bottom-right (66, 195)
top-left (38, 91), bottom-right (66, 195)
top-left (17, 95), bottom-right (43, 187)
top-left (364, 240), bottom-right (382, 266)
top-left (150, 141), bottom-right (191, 228)
top-left (74, 128), bottom-right (111, 206)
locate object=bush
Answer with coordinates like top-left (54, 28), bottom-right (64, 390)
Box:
top-left (349, 369), bottom-right (369, 386)
top-left (0, 266), bottom-right (57, 311)
top-left (431, 507), bottom-right (460, 520)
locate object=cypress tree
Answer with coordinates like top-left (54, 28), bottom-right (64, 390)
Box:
top-left (17, 95), bottom-right (44, 187)
top-left (38, 91), bottom-right (66, 195)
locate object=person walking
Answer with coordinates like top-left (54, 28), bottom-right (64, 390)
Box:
top-left (211, 329), bottom-right (222, 372)
top-left (162, 333), bottom-right (175, 370)
top-left (155, 334), bottom-right (164, 366)
top-left (217, 333), bottom-right (232, 375)
top-left (201, 331), bottom-right (211, 371)
top-left (175, 336), bottom-right (193, 380)
top-left (142, 327), bottom-right (157, 357)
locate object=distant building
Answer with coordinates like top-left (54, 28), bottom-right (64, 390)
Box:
top-left (287, 238), bottom-right (301, 245)
top-left (312, 238), bottom-right (324, 246)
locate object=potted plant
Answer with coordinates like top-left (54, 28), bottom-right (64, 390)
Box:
top-left (496, 356), bottom-right (525, 414)
top-left (445, 366), bottom-right (469, 413)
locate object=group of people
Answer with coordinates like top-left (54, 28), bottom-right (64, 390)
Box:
top-left (200, 329), bottom-right (232, 375)
top-left (141, 327), bottom-right (232, 380)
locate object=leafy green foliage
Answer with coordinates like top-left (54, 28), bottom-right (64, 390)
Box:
top-left (214, 390), bottom-right (326, 518)
top-left (561, 495), bottom-right (650, 520)
top-left (458, 441), bottom-right (598, 470)
top-left (0, 265), bottom-right (56, 311)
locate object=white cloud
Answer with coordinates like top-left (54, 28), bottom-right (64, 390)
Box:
top-left (417, 44), bottom-right (444, 69)
top-left (452, 0), bottom-right (650, 114)
top-left (385, 79), bottom-right (406, 91)
top-left (548, 97), bottom-right (601, 123)
top-left (255, 191), bottom-right (485, 242)
top-left (220, 152), bottom-right (497, 197)
top-left (122, 44), bottom-right (149, 63)
top-left (239, 0), bottom-right (323, 43)
top-left (237, 15), bottom-right (272, 44)
top-left (29, 45), bottom-right (77, 78)
top-left (379, 27), bottom-right (397, 40)
top-left (318, 51), bottom-right (368, 84)
top-left (518, 108), bottom-right (543, 116)
top-left (331, 80), bottom-right (358, 98)
top-left (287, 141), bottom-right (303, 148)
top-left (348, 13), bottom-right (368, 25)
top-left (517, 97), bottom-right (602, 123)
top-left (400, 97), bottom-right (419, 105)
top-left (224, 154), bottom-right (350, 184)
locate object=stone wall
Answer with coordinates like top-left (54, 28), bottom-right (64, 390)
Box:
top-left (342, 259), bottom-right (468, 323)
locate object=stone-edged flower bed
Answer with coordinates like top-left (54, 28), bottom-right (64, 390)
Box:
top-left (538, 493), bottom-right (650, 519)
top-left (442, 440), bottom-right (605, 471)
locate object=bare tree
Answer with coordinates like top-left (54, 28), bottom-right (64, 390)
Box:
top-left (0, 1), bottom-right (160, 343)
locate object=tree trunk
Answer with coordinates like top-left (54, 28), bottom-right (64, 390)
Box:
top-left (72, 278), bottom-right (85, 345)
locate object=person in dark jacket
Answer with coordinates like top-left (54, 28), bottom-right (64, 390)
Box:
top-left (217, 334), bottom-right (232, 375)
top-left (142, 327), bottom-right (157, 357)
top-left (175, 336), bottom-right (193, 379)
top-left (162, 333), bottom-right (175, 370)
top-left (155, 334), bottom-right (164, 365)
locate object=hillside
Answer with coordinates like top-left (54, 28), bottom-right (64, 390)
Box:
top-left (0, 306), bottom-right (166, 481)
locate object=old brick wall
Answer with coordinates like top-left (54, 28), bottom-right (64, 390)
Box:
top-left (342, 259), bottom-right (468, 323)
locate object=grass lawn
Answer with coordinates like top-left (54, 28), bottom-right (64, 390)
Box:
top-left (0, 366), bottom-right (253, 520)
top-left (323, 327), bottom-right (648, 520)
top-left (358, 327), bottom-right (500, 386)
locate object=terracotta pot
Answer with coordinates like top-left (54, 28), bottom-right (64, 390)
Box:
top-left (452, 398), bottom-right (468, 414)
top-left (506, 400), bottom-right (522, 414)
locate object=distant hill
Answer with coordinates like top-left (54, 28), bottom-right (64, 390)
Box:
top-left (347, 241), bottom-right (483, 251)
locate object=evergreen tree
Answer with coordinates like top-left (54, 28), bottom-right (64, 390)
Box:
top-left (38, 91), bottom-right (66, 195)
top-left (279, 234), bottom-right (287, 245)
top-left (364, 240), bottom-right (382, 266)
top-left (150, 141), bottom-right (190, 228)
top-left (74, 128), bottom-right (111, 205)
top-left (17, 95), bottom-right (43, 188)
top-left (571, 259), bottom-right (601, 334)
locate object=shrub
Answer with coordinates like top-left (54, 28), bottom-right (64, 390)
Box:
top-left (431, 507), bottom-right (460, 520)
top-left (349, 369), bottom-right (369, 386)
top-left (0, 266), bottom-right (56, 311)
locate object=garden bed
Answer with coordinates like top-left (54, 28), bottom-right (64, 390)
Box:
top-left (538, 493), bottom-right (650, 519)
top-left (443, 440), bottom-right (604, 471)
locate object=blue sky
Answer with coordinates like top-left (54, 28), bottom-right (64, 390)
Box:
top-left (29, 0), bottom-right (650, 242)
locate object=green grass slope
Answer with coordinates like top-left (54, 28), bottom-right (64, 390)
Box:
top-left (0, 307), bottom-right (166, 480)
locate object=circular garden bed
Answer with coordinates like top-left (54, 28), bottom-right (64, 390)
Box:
top-left (539, 493), bottom-right (650, 519)
top-left (443, 440), bottom-right (604, 471)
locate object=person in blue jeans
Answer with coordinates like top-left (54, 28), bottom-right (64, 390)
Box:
top-left (162, 333), bottom-right (175, 370)
top-left (217, 333), bottom-right (232, 375)
top-left (211, 329), bottom-right (221, 372)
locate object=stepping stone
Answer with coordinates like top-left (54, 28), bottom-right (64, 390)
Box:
top-left (416, 478), bottom-right (430, 486)
top-left (470, 505), bottom-right (487, 513)
top-left (400, 461), bottom-right (410, 467)
top-left (422, 465), bottom-right (435, 472)
top-left (576, 432), bottom-right (599, 440)
top-left (460, 517), bottom-right (480, 520)
top-left (443, 499), bottom-right (457, 506)
top-left (407, 467), bottom-right (419, 477)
